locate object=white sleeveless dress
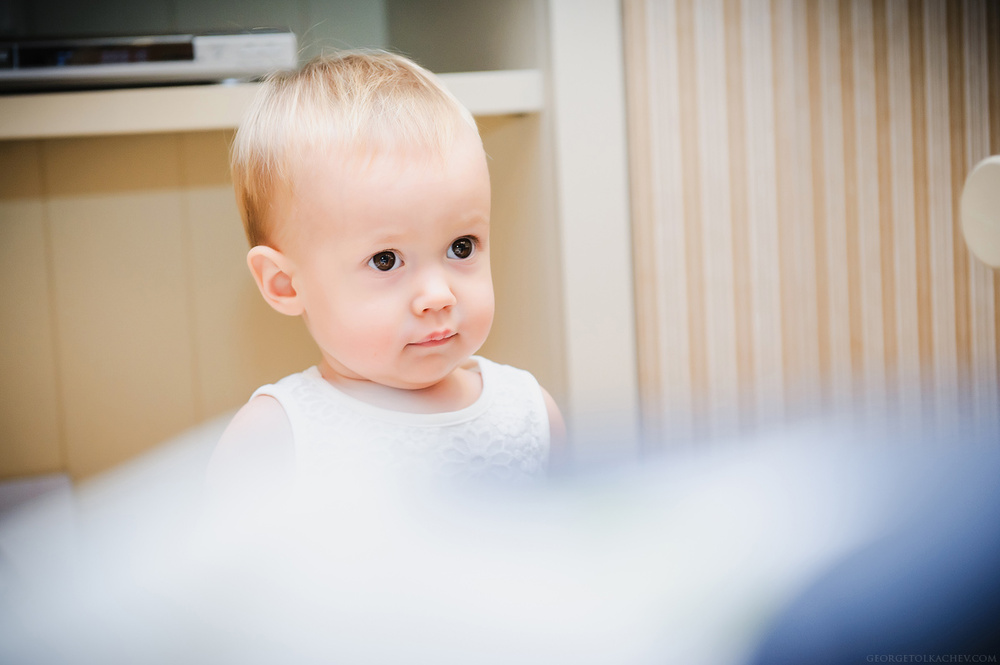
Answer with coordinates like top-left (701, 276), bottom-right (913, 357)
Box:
top-left (251, 356), bottom-right (550, 484)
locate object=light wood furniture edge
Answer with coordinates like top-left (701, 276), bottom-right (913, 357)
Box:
top-left (0, 69), bottom-right (544, 140)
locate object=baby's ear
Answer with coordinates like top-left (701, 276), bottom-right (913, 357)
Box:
top-left (247, 246), bottom-right (303, 316)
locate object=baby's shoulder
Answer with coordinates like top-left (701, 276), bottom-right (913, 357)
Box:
top-left (475, 356), bottom-right (565, 456)
top-left (206, 395), bottom-right (295, 493)
top-left (223, 393), bottom-right (293, 437)
top-left (474, 356), bottom-right (542, 394)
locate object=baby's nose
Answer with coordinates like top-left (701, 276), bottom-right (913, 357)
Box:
top-left (412, 269), bottom-right (457, 313)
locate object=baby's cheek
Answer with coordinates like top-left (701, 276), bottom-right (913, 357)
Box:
top-left (475, 277), bottom-right (496, 318)
top-left (370, 334), bottom-right (398, 361)
top-left (346, 323), bottom-right (396, 362)
top-left (467, 283), bottom-right (495, 339)
top-left (325, 307), bottom-right (385, 366)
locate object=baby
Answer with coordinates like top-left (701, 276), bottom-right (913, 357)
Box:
top-left (209, 51), bottom-right (564, 492)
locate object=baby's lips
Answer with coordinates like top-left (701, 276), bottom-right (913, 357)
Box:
top-left (412, 330), bottom-right (456, 345)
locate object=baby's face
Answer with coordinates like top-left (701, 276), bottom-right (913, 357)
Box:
top-left (279, 129), bottom-right (494, 390)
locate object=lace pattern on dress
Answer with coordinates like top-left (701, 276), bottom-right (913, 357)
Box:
top-left (255, 357), bottom-right (549, 484)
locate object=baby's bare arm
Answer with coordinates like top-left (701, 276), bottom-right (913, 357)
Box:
top-left (206, 395), bottom-right (295, 507)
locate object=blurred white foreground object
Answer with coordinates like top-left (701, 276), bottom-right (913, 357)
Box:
top-left (962, 154), bottom-right (1000, 268)
top-left (0, 411), bottom-right (997, 664)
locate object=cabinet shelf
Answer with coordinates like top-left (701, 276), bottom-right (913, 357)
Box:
top-left (0, 69), bottom-right (543, 140)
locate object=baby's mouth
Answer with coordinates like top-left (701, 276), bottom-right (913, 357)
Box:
top-left (411, 330), bottom-right (456, 347)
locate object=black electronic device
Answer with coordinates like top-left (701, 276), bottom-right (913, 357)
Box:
top-left (0, 30), bottom-right (297, 92)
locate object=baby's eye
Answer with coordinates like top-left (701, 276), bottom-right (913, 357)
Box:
top-left (368, 251), bottom-right (400, 272)
top-left (447, 237), bottom-right (476, 260)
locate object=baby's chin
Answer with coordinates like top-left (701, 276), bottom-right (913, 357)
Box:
top-left (323, 342), bottom-right (485, 393)
top-left (384, 365), bottom-right (467, 392)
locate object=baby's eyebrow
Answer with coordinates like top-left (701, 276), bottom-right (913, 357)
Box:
top-left (362, 230), bottom-right (407, 246)
top-left (454, 214), bottom-right (490, 228)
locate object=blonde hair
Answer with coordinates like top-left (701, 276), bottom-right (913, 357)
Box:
top-left (231, 50), bottom-right (479, 247)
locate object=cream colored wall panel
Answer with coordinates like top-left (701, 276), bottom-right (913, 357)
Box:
top-left (648, 0), bottom-right (694, 441)
top-left (477, 115), bottom-right (566, 406)
top-left (694, 0), bottom-right (739, 438)
top-left (790, 0), bottom-right (822, 412)
top-left (850, 0), bottom-right (887, 417)
top-left (627, 0), bottom-right (999, 444)
top-left (694, 0), bottom-right (739, 436)
top-left (623, 0), bottom-right (656, 439)
top-left (47, 191), bottom-right (199, 479)
top-left (624, 0), bottom-right (695, 443)
top-left (963, 0), bottom-right (999, 429)
top-left (548, 0), bottom-right (639, 453)
top-left (773, 0), bottom-right (799, 414)
top-left (0, 200), bottom-right (62, 478)
top-left (42, 134), bottom-right (182, 196)
top-left (886, 0), bottom-right (922, 422)
top-left (923, 0), bottom-right (960, 426)
top-left (722, 0), bottom-right (753, 431)
top-left (775, 0), bottom-right (822, 415)
top-left (178, 130), bottom-right (233, 186)
top-left (742, 0), bottom-right (785, 427)
top-left (0, 141), bottom-right (63, 477)
top-left (43, 136), bottom-right (199, 479)
top-left (816, 0), bottom-right (853, 416)
top-left (0, 142), bottom-right (44, 199)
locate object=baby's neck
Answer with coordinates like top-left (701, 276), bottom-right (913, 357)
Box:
top-left (318, 361), bottom-right (482, 414)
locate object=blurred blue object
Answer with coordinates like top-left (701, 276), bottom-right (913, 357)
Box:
top-left (750, 432), bottom-right (1000, 664)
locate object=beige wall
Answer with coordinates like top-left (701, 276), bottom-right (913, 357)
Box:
top-left (625, 0), bottom-right (1000, 445)
top-left (0, 132), bottom-right (318, 480)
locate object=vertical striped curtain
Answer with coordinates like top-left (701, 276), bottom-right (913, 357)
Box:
top-left (623, 0), bottom-right (1000, 445)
